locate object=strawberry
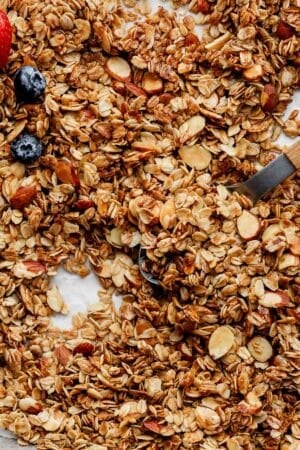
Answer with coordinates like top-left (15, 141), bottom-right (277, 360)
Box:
top-left (0, 10), bottom-right (12, 68)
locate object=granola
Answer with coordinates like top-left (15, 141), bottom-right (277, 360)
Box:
top-left (0, 0), bottom-right (299, 449)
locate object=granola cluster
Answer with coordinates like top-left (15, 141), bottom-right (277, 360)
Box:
top-left (0, 0), bottom-right (299, 449)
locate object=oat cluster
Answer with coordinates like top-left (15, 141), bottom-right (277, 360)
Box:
top-left (0, 0), bottom-right (299, 449)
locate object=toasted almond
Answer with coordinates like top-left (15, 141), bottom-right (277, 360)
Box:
top-left (55, 159), bottom-right (80, 187)
top-left (261, 84), bottom-right (279, 113)
top-left (159, 198), bottom-right (176, 230)
top-left (290, 236), bottom-right (300, 256)
top-left (208, 326), bottom-right (235, 360)
top-left (54, 345), bottom-right (72, 366)
top-left (125, 82), bottom-right (147, 97)
top-left (19, 397), bottom-right (43, 414)
top-left (13, 260), bottom-right (47, 279)
top-left (142, 72), bottom-right (163, 95)
top-left (259, 291), bottom-right (289, 308)
top-left (144, 420), bottom-right (163, 434)
top-left (47, 285), bottom-right (67, 313)
top-left (184, 33), bottom-right (200, 47)
top-left (131, 141), bottom-right (161, 153)
top-left (74, 199), bottom-right (95, 210)
top-left (243, 64), bottom-right (264, 81)
top-left (276, 20), bottom-right (294, 40)
top-left (237, 210), bottom-right (261, 240)
top-left (179, 144), bottom-right (211, 170)
top-left (195, 406), bottom-right (221, 430)
top-left (262, 224), bottom-right (281, 242)
top-left (179, 115), bottom-right (206, 144)
top-left (247, 336), bottom-right (273, 362)
top-left (105, 56), bottom-right (131, 82)
top-left (278, 253), bottom-right (299, 270)
top-left (10, 185), bottom-right (37, 209)
top-left (197, 0), bottom-right (211, 14)
top-left (73, 342), bottom-right (95, 356)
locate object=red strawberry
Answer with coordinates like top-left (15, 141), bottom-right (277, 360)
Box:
top-left (0, 10), bottom-right (12, 68)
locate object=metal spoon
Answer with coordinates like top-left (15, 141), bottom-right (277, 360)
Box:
top-left (227, 140), bottom-right (300, 203)
top-left (139, 140), bottom-right (300, 285)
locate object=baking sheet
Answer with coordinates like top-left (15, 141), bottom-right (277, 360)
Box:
top-left (0, 0), bottom-right (299, 446)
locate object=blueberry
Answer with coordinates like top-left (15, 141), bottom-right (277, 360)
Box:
top-left (14, 66), bottom-right (46, 103)
top-left (11, 133), bottom-right (43, 164)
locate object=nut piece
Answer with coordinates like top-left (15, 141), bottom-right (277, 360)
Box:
top-left (54, 345), bottom-right (72, 366)
top-left (197, 0), bottom-right (211, 14)
top-left (105, 56), bottom-right (131, 82)
top-left (13, 260), bottom-right (47, 278)
top-left (278, 253), bottom-right (299, 270)
top-left (47, 285), bottom-right (68, 314)
top-left (195, 406), bottom-right (221, 431)
top-left (208, 326), bottom-right (235, 360)
top-left (142, 73), bottom-right (163, 95)
top-left (261, 84), bottom-right (279, 113)
top-left (179, 115), bottom-right (206, 144)
top-left (243, 64), bottom-right (264, 81)
top-left (290, 236), bottom-right (300, 256)
top-left (276, 20), bottom-right (294, 40)
top-left (10, 185), bottom-right (37, 209)
top-left (185, 33), bottom-right (200, 47)
top-left (55, 160), bottom-right (80, 187)
top-left (125, 82), bottom-right (147, 97)
top-left (19, 397), bottom-right (43, 414)
top-left (262, 224), bottom-right (281, 242)
top-left (179, 144), bottom-right (212, 170)
top-left (73, 342), bottom-right (95, 356)
top-left (259, 291), bottom-right (289, 308)
top-left (247, 336), bottom-right (273, 362)
top-left (237, 210), bottom-right (261, 241)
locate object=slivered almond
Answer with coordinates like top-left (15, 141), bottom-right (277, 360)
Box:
top-left (105, 56), bottom-right (131, 82)
top-left (208, 326), bottom-right (235, 360)
top-left (142, 73), bottom-right (163, 95)
top-left (243, 64), bottom-right (264, 81)
top-left (179, 144), bottom-right (211, 170)
top-left (247, 336), bottom-right (273, 362)
top-left (237, 210), bottom-right (260, 240)
top-left (10, 185), bottom-right (37, 209)
top-left (179, 115), bottom-right (206, 144)
top-left (259, 291), bottom-right (289, 308)
top-left (278, 253), bottom-right (299, 270)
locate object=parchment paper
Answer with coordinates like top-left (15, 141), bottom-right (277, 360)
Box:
top-left (0, 0), bottom-right (299, 446)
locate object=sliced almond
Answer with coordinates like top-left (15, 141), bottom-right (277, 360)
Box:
top-left (105, 56), bottom-right (131, 82)
top-left (179, 115), bottom-right (206, 144)
top-left (290, 236), bottom-right (300, 256)
top-left (208, 326), bottom-right (235, 360)
top-left (259, 291), bottom-right (289, 308)
top-left (237, 210), bottom-right (260, 240)
top-left (159, 198), bottom-right (176, 230)
top-left (262, 224), bottom-right (281, 243)
top-left (243, 64), bottom-right (264, 81)
top-left (125, 82), bottom-right (147, 97)
top-left (131, 141), bottom-right (161, 153)
top-left (278, 253), bottom-right (299, 270)
top-left (142, 72), bottom-right (163, 95)
top-left (19, 397), bottom-right (43, 414)
top-left (179, 144), bottom-right (211, 170)
top-left (247, 336), bottom-right (273, 362)
top-left (195, 406), bottom-right (221, 431)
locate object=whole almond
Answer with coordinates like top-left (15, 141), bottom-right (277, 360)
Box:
top-left (54, 344), bottom-right (72, 366)
top-left (276, 20), bottom-right (294, 40)
top-left (10, 185), bottom-right (37, 209)
top-left (73, 342), bottom-right (95, 356)
top-left (261, 84), bottom-right (279, 113)
top-left (197, 0), bottom-right (211, 14)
